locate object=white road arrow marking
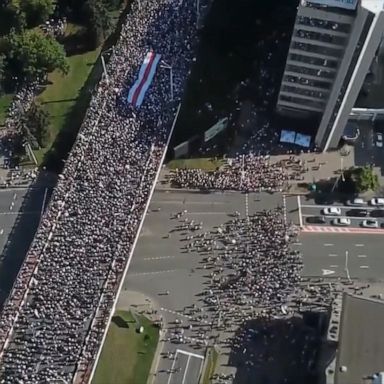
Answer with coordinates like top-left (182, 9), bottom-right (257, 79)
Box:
top-left (322, 269), bottom-right (335, 276)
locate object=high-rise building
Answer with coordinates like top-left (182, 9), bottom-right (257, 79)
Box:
top-left (276, 0), bottom-right (384, 151)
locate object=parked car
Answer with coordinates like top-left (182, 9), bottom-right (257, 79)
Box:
top-left (370, 198), bottom-right (384, 206)
top-left (346, 209), bottom-right (368, 217)
top-left (346, 198), bottom-right (367, 206)
top-left (332, 218), bottom-right (351, 226)
top-left (306, 216), bottom-right (326, 224)
top-left (361, 219), bottom-right (379, 228)
top-left (322, 207), bottom-right (342, 216)
top-left (370, 209), bottom-right (384, 218)
top-left (376, 132), bottom-right (383, 147)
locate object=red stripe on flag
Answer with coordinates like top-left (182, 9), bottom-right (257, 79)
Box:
top-left (132, 52), bottom-right (156, 106)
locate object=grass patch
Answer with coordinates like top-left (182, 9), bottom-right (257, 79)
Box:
top-left (0, 94), bottom-right (14, 126)
top-left (200, 347), bottom-right (219, 384)
top-left (167, 158), bottom-right (225, 171)
top-left (34, 48), bottom-right (100, 165)
top-left (92, 310), bottom-right (159, 384)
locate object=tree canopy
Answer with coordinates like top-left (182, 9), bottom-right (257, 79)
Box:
top-left (6, 29), bottom-right (69, 80)
top-left (19, 0), bottom-right (55, 28)
top-left (348, 166), bottom-right (379, 193)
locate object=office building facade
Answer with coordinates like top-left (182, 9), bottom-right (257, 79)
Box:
top-left (276, 0), bottom-right (384, 151)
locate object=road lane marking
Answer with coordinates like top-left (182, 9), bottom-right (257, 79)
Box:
top-left (143, 256), bottom-right (176, 261)
top-left (329, 265), bottom-right (339, 268)
top-left (181, 356), bottom-right (191, 384)
top-left (324, 243), bottom-right (334, 246)
top-left (359, 265), bottom-right (369, 269)
top-left (357, 255), bottom-right (367, 258)
top-left (328, 254), bottom-right (338, 257)
top-left (355, 244), bottom-right (365, 247)
top-left (176, 349), bottom-right (204, 359)
top-left (160, 308), bottom-right (210, 324)
top-left (128, 269), bottom-right (177, 276)
top-left (297, 195), bottom-right (303, 228)
top-left (293, 242), bottom-right (302, 246)
top-left (322, 269), bottom-right (335, 275)
top-left (186, 212), bottom-right (228, 215)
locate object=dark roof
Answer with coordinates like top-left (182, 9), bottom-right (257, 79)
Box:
top-left (335, 293), bottom-right (384, 384)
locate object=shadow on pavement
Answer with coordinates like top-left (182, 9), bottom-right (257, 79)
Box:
top-left (227, 315), bottom-right (330, 384)
top-left (0, 173), bottom-right (55, 309)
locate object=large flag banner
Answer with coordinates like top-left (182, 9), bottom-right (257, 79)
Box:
top-left (128, 51), bottom-right (161, 107)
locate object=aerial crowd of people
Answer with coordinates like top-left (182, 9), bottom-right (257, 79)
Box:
top-left (0, 0), bottom-right (203, 382)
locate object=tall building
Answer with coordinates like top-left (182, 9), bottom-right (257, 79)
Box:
top-left (276, 0), bottom-right (384, 151)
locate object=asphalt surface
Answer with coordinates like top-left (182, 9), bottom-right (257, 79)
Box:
top-left (299, 196), bottom-right (384, 229)
top-left (123, 190), bottom-right (384, 383)
top-left (0, 186), bottom-right (51, 306)
top-left (124, 190), bottom-right (285, 384)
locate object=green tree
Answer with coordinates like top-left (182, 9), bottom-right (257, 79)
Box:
top-left (19, 0), bottom-right (55, 28)
top-left (6, 29), bottom-right (69, 80)
top-left (349, 166), bottom-right (379, 193)
top-left (83, 0), bottom-right (112, 48)
top-left (23, 101), bottom-right (50, 147)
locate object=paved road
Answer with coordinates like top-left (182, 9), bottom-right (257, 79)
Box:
top-left (295, 232), bottom-right (384, 281)
top-left (0, 186), bottom-right (50, 306)
top-left (124, 190), bottom-right (285, 383)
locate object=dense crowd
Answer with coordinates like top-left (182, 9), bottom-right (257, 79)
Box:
top-left (0, 0), bottom-right (203, 382)
top-left (193, 209), bottom-right (303, 326)
top-left (168, 154), bottom-right (308, 192)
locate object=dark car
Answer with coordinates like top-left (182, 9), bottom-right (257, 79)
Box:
top-left (346, 209), bottom-right (368, 217)
top-left (306, 216), bottom-right (326, 224)
top-left (370, 209), bottom-right (384, 218)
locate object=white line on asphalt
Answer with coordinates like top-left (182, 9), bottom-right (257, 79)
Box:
top-left (360, 265), bottom-right (370, 269)
top-left (328, 254), bottom-right (338, 257)
top-left (355, 244), bottom-right (365, 247)
top-left (167, 351), bottom-right (179, 384)
top-left (143, 256), bottom-right (176, 261)
top-left (0, 212), bottom-right (39, 215)
top-left (301, 214), bottom-right (376, 220)
top-left (357, 255), bottom-right (367, 258)
top-left (128, 269), bottom-right (177, 276)
top-left (181, 356), bottom-right (191, 384)
top-left (186, 212), bottom-right (228, 215)
top-left (293, 242), bottom-right (302, 246)
top-left (324, 243), bottom-right (334, 247)
top-left (152, 201), bottom-right (226, 205)
top-left (300, 204), bottom-right (377, 210)
top-left (0, 229), bottom-right (3, 235)
top-left (176, 349), bottom-right (205, 359)
top-left (160, 308), bottom-right (210, 324)
top-left (330, 265), bottom-right (339, 268)
top-left (297, 195), bottom-right (303, 228)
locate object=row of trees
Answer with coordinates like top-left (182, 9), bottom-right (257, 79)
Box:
top-left (0, 0), bottom-right (122, 91)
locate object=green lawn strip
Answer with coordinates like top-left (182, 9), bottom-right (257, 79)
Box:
top-left (0, 94), bottom-right (14, 126)
top-left (34, 48), bottom-right (100, 165)
top-left (92, 310), bottom-right (159, 384)
top-left (200, 347), bottom-right (219, 384)
top-left (167, 158), bottom-right (225, 171)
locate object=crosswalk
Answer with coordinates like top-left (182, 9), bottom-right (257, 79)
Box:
top-left (302, 225), bottom-right (384, 234)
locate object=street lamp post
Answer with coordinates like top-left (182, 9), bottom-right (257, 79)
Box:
top-left (160, 61), bottom-right (174, 101)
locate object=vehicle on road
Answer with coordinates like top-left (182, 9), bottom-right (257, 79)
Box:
top-left (346, 209), bottom-right (368, 217)
top-left (322, 207), bottom-right (342, 216)
top-left (361, 219), bottom-right (379, 228)
top-left (332, 217), bottom-right (351, 226)
top-left (375, 132), bottom-right (383, 147)
top-left (370, 198), bottom-right (384, 206)
top-left (346, 198), bottom-right (367, 206)
top-left (306, 216), bottom-right (326, 224)
top-left (370, 209), bottom-right (384, 217)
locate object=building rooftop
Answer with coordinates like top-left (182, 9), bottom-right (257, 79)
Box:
top-left (335, 293), bottom-right (384, 384)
